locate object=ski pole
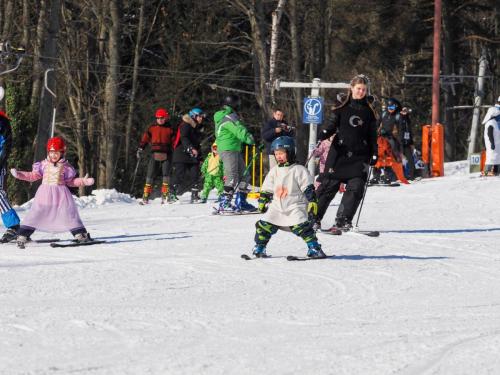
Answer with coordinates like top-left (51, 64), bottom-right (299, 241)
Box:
top-left (304, 140), bottom-right (322, 167)
top-left (353, 166), bottom-right (373, 231)
top-left (130, 155), bottom-right (141, 193)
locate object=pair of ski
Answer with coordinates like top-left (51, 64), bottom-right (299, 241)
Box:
top-left (27, 238), bottom-right (106, 248)
top-left (241, 254), bottom-right (334, 261)
top-left (319, 228), bottom-right (380, 237)
top-left (212, 207), bottom-right (261, 216)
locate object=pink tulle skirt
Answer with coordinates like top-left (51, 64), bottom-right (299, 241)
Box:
top-left (22, 185), bottom-right (84, 233)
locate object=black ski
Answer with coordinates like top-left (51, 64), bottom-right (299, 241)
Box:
top-left (353, 230), bottom-right (380, 237)
top-left (50, 240), bottom-right (106, 248)
top-left (286, 255), bottom-right (334, 261)
top-left (212, 207), bottom-right (260, 216)
top-left (319, 228), bottom-right (380, 237)
top-left (241, 253), bottom-right (272, 260)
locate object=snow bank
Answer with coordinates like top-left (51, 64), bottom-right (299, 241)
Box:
top-left (75, 189), bottom-right (135, 208)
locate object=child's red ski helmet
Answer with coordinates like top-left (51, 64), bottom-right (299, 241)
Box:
top-left (155, 108), bottom-right (169, 119)
top-left (47, 137), bottom-right (66, 152)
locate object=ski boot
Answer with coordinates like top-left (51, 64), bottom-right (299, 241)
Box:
top-left (306, 241), bottom-right (326, 258)
top-left (252, 244), bottom-right (268, 258)
top-left (1, 225), bottom-right (19, 243)
top-left (234, 191), bottom-right (257, 212)
top-left (218, 192), bottom-right (234, 212)
top-left (74, 232), bottom-right (92, 243)
top-left (199, 197), bottom-right (208, 204)
top-left (327, 217), bottom-right (352, 234)
top-left (190, 189), bottom-right (200, 203)
top-left (160, 182), bottom-right (169, 204)
top-left (16, 235), bottom-right (28, 249)
top-left (167, 191), bottom-right (178, 203)
top-left (141, 183), bottom-right (152, 205)
top-left (312, 221), bottom-right (322, 232)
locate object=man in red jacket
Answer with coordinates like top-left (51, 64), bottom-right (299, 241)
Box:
top-left (137, 108), bottom-right (174, 204)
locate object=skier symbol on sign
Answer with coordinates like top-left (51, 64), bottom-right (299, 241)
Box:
top-left (302, 97), bottom-right (324, 124)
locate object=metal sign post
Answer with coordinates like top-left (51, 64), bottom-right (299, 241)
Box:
top-left (275, 78), bottom-right (350, 175)
top-left (44, 69), bottom-right (57, 137)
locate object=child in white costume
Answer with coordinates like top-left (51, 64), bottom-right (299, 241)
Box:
top-left (482, 97), bottom-right (500, 176)
top-left (252, 136), bottom-right (326, 258)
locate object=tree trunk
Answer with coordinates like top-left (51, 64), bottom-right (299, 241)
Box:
top-left (269, 0), bottom-right (286, 105)
top-left (234, 0), bottom-right (269, 117)
top-left (1, 0), bottom-right (13, 38)
top-left (288, 0), bottom-right (306, 162)
top-left (33, 0), bottom-right (60, 163)
top-left (30, 0), bottom-right (47, 109)
top-left (104, 0), bottom-right (121, 188)
top-left (441, 0), bottom-right (456, 161)
top-left (125, 0), bottom-right (145, 171)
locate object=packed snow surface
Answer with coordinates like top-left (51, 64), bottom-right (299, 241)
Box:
top-left (1, 163), bottom-right (500, 375)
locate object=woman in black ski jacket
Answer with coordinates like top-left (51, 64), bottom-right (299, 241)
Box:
top-left (315, 74), bottom-right (378, 232)
top-left (172, 108), bottom-right (206, 201)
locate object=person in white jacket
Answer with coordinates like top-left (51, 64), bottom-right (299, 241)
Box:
top-left (482, 97), bottom-right (500, 176)
top-left (251, 136), bottom-right (326, 258)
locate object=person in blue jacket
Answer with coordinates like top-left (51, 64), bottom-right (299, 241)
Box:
top-left (0, 109), bottom-right (21, 242)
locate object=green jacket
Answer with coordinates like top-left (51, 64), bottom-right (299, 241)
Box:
top-left (213, 106), bottom-right (255, 152)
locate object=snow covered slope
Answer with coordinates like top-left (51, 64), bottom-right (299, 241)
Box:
top-left (1, 165), bottom-right (500, 375)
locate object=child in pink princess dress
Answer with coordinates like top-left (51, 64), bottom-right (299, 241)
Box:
top-left (10, 136), bottom-right (95, 248)
top-left (313, 136), bottom-right (345, 193)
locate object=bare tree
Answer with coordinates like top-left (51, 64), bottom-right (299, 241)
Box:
top-left (103, 0), bottom-right (121, 188)
top-left (269, 0), bottom-right (286, 105)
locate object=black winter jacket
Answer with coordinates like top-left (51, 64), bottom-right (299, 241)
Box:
top-left (172, 115), bottom-right (203, 164)
top-left (0, 112), bottom-right (12, 169)
top-left (261, 118), bottom-right (294, 155)
top-left (318, 98), bottom-right (378, 180)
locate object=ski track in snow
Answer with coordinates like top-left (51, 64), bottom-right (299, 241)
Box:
top-left (1, 166), bottom-right (500, 374)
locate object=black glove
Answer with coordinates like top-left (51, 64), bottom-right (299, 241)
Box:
top-left (369, 154), bottom-right (378, 166)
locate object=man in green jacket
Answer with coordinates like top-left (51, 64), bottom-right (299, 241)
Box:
top-left (214, 95), bottom-right (256, 212)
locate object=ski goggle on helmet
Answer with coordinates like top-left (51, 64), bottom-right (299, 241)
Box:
top-left (46, 136), bottom-right (66, 153)
top-left (189, 107), bottom-right (206, 118)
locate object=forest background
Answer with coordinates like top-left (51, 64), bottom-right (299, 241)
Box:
top-left (0, 0), bottom-right (498, 203)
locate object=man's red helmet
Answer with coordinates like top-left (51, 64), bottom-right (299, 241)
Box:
top-left (155, 108), bottom-right (169, 119)
top-left (46, 137), bottom-right (66, 152)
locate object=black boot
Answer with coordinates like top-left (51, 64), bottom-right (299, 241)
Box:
top-left (1, 225), bottom-right (19, 243)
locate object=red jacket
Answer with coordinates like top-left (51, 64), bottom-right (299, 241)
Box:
top-left (139, 124), bottom-right (173, 153)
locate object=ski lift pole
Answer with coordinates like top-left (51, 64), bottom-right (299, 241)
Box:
top-left (44, 69), bottom-right (57, 137)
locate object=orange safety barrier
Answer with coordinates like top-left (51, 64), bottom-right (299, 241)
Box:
top-left (374, 136), bottom-right (409, 184)
top-left (480, 149), bottom-right (486, 173)
top-left (422, 124), bottom-right (444, 177)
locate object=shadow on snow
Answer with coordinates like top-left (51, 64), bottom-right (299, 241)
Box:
top-left (380, 227), bottom-right (500, 234)
top-left (333, 254), bottom-right (450, 261)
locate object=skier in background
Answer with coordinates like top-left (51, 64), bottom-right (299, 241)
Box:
top-left (398, 106), bottom-right (415, 180)
top-left (261, 108), bottom-right (294, 171)
top-left (482, 96), bottom-right (500, 176)
top-left (200, 142), bottom-right (224, 203)
top-left (214, 94), bottom-right (256, 212)
top-left (172, 107), bottom-right (206, 203)
top-left (10, 137), bottom-right (95, 249)
top-left (137, 108), bottom-right (174, 204)
top-left (251, 136), bottom-right (326, 259)
top-left (0, 107), bottom-right (21, 242)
